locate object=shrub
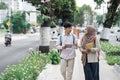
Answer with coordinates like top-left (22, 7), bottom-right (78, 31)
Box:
top-left (100, 41), bottom-right (120, 56)
top-left (0, 50), bottom-right (50, 80)
top-left (106, 56), bottom-right (120, 65)
top-left (2, 11), bottom-right (30, 33)
top-left (48, 50), bottom-right (61, 65)
top-left (100, 41), bottom-right (120, 65)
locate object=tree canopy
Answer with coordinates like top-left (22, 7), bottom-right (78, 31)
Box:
top-left (74, 5), bottom-right (93, 26)
top-left (94, 0), bottom-right (120, 28)
top-left (0, 2), bottom-right (8, 9)
top-left (25, 0), bottom-right (76, 25)
top-left (25, 0), bottom-right (120, 28)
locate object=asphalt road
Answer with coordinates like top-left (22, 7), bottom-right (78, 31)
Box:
top-left (0, 33), bottom-right (39, 74)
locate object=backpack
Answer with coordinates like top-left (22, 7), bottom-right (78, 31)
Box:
top-left (82, 35), bottom-right (100, 60)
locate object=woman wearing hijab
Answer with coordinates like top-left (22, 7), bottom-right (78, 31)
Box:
top-left (79, 25), bottom-right (101, 80)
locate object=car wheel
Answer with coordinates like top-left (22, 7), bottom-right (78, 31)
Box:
top-left (117, 38), bottom-right (118, 41)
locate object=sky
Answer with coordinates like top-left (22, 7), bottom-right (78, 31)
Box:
top-left (75, 0), bottom-right (109, 14)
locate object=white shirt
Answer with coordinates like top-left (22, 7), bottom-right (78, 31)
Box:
top-left (5, 32), bottom-right (12, 38)
top-left (56, 33), bottom-right (77, 59)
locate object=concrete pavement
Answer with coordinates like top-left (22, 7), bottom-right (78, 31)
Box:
top-left (37, 49), bottom-right (120, 80)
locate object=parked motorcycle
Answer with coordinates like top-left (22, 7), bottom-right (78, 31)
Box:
top-left (5, 37), bottom-right (11, 47)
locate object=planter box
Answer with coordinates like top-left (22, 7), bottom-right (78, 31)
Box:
top-left (114, 64), bottom-right (120, 74)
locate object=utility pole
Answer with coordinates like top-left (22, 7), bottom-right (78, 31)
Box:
top-left (8, 0), bottom-right (11, 32)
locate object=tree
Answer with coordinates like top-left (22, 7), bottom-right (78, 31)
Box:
top-left (24, 0), bottom-right (76, 53)
top-left (24, 0), bottom-right (52, 53)
top-left (25, 0), bottom-right (76, 24)
top-left (74, 7), bottom-right (84, 26)
top-left (112, 7), bottom-right (120, 26)
top-left (94, 0), bottom-right (120, 28)
top-left (3, 11), bottom-right (30, 33)
top-left (11, 11), bottom-right (25, 33)
top-left (96, 14), bottom-right (103, 25)
top-left (82, 4), bottom-right (93, 25)
top-left (0, 2), bottom-right (7, 9)
top-left (53, 0), bottom-right (76, 23)
top-left (74, 5), bottom-right (93, 26)
top-left (104, 0), bottom-right (120, 28)
top-left (94, 0), bottom-right (120, 41)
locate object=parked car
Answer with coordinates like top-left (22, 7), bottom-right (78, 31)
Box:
top-left (110, 27), bottom-right (120, 41)
top-left (116, 29), bottom-right (120, 41)
top-left (110, 27), bottom-right (120, 33)
top-left (97, 26), bottom-right (103, 34)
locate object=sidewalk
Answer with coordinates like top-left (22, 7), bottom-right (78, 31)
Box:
top-left (37, 49), bottom-right (120, 80)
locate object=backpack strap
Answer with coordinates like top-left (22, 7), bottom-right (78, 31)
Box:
top-left (59, 35), bottom-right (62, 45)
top-left (72, 34), bottom-right (75, 43)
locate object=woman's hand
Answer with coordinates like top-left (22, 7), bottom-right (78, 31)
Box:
top-left (81, 49), bottom-right (88, 54)
top-left (86, 48), bottom-right (91, 53)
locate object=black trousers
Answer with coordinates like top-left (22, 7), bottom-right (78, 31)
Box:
top-left (84, 61), bottom-right (99, 80)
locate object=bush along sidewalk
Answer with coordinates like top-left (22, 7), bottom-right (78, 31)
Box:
top-left (100, 41), bottom-right (120, 65)
top-left (0, 50), bottom-right (50, 80)
top-left (48, 50), bottom-right (61, 65)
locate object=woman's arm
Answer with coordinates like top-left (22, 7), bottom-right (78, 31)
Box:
top-left (79, 39), bottom-right (88, 54)
top-left (90, 37), bottom-right (101, 53)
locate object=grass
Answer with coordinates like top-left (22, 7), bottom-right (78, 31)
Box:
top-left (0, 29), bottom-right (6, 34)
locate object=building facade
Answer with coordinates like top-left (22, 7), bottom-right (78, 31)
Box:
top-left (0, 0), bottom-right (36, 25)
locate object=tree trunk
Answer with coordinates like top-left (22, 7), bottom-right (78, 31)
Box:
top-left (100, 0), bottom-right (120, 41)
top-left (39, 20), bottom-right (50, 53)
top-left (39, 1), bottom-right (51, 53)
top-left (103, 0), bottom-right (120, 28)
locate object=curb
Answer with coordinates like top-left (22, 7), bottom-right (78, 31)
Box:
top-left (114, 64), bottom-right (120, 76)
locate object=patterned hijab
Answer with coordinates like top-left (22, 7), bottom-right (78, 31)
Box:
top-left (82, 25), bottom-right (96, 49)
